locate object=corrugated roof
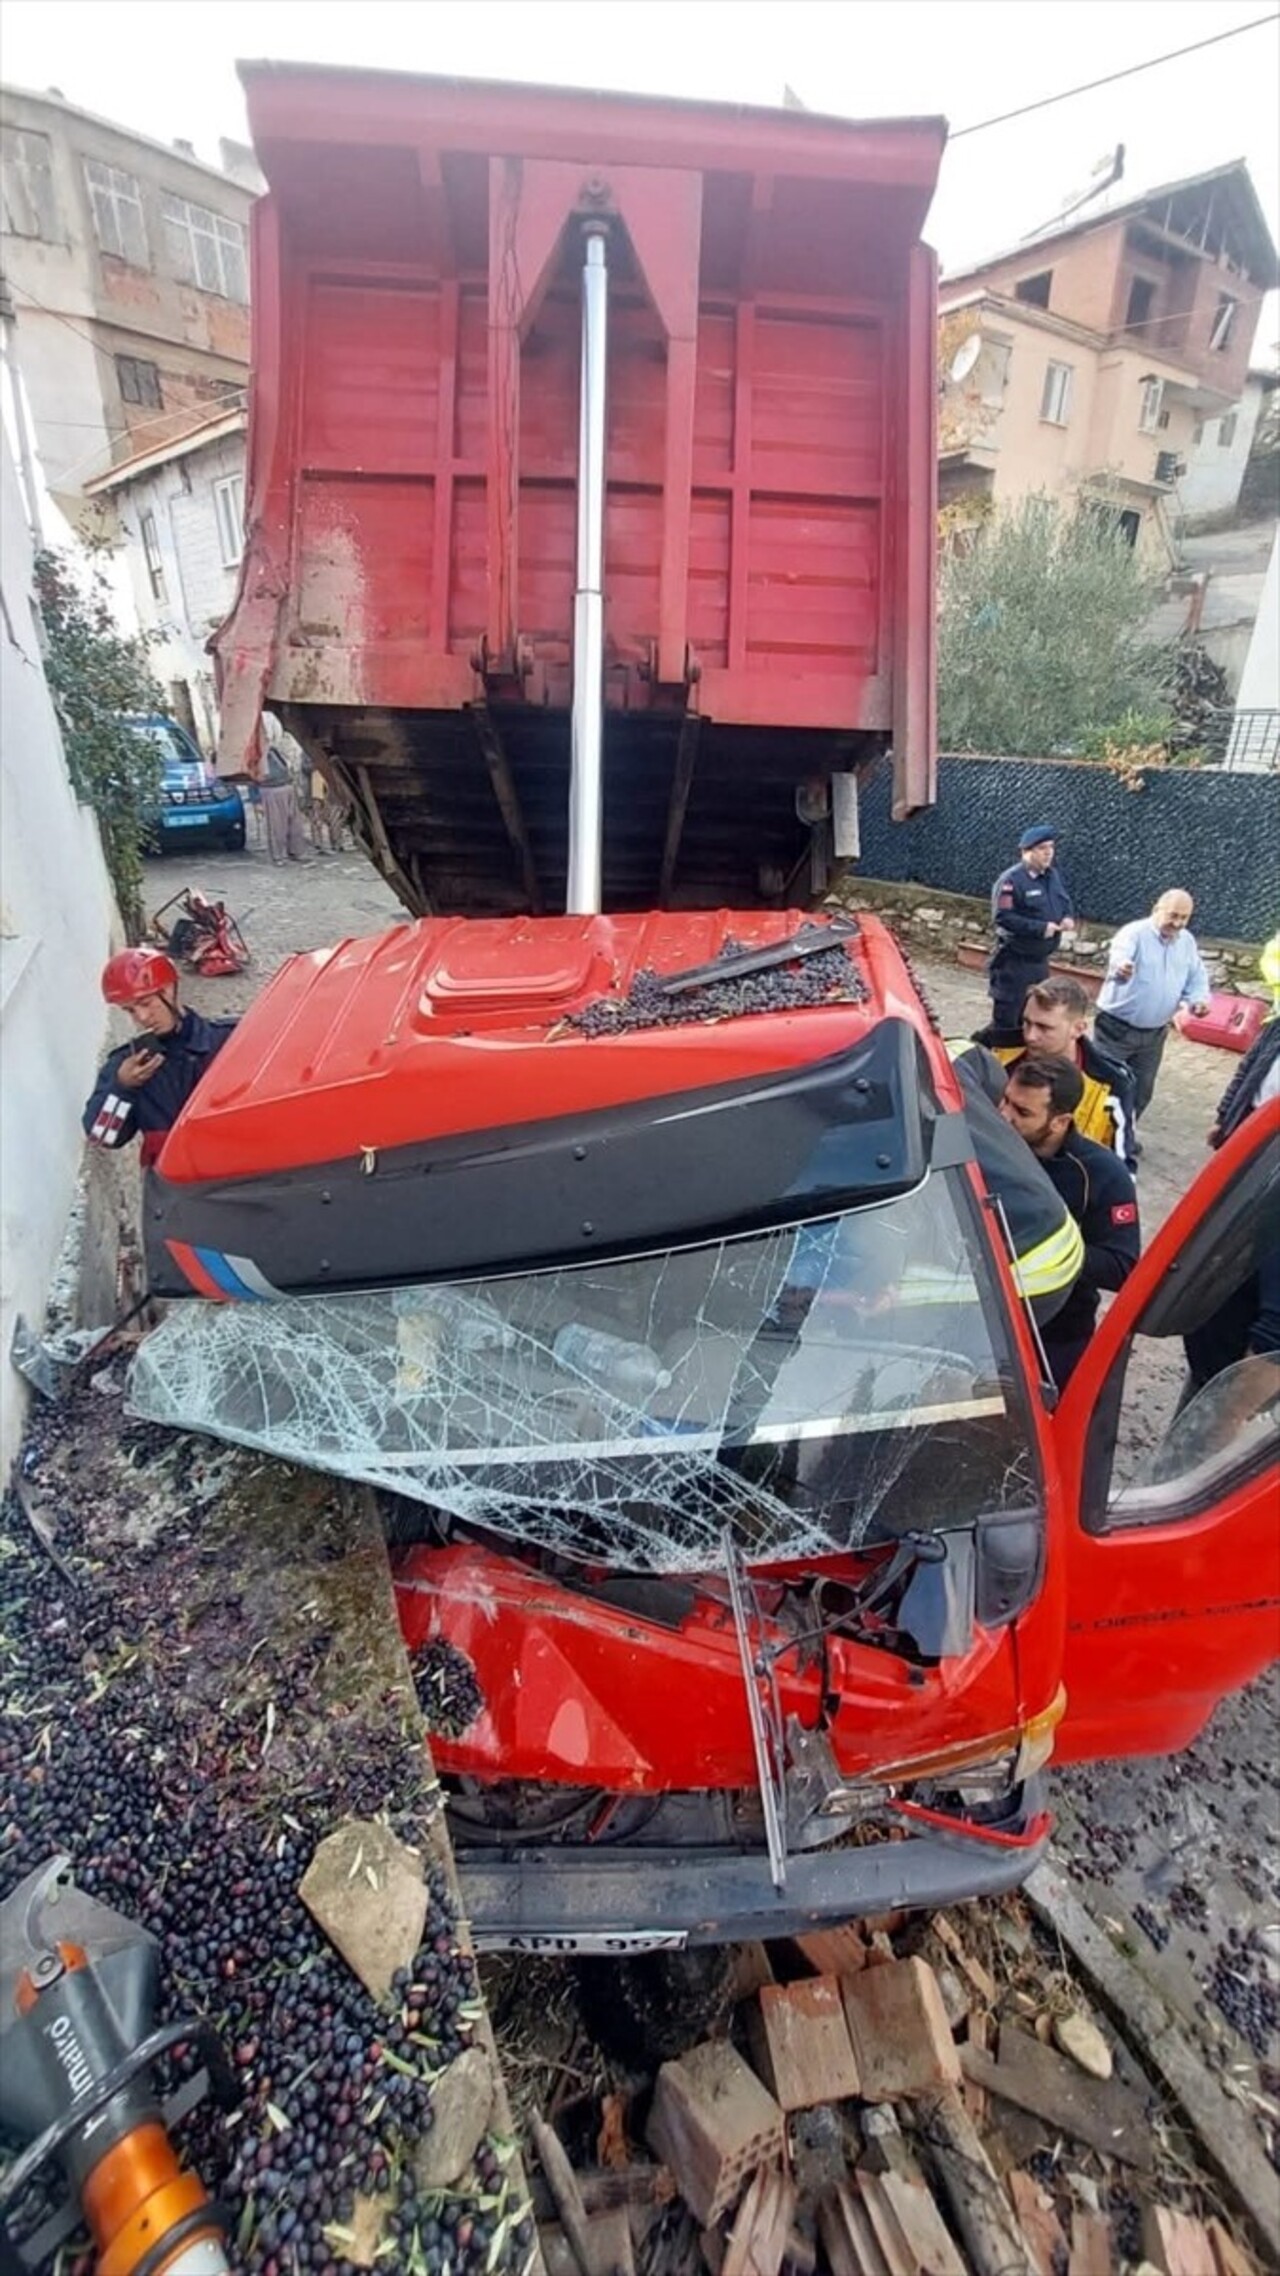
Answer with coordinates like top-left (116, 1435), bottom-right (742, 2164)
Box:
top-left (84, 406), bottom-right (246, 494)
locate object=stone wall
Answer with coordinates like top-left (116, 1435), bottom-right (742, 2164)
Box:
top-left (853, 752), bottom-right (1279, 946)
top-left (829, 876), bottom-right (1270, 995)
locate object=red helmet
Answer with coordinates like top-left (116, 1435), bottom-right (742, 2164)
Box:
top-left (101, 947), bottom-right (180, 1006)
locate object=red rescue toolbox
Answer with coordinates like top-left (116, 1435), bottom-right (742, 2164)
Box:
top-left (137, 67), bottom-right (1280, 1952)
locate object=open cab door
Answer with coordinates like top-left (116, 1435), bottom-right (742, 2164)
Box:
top-left (1052, 1098), bottom-right (1280, 1763)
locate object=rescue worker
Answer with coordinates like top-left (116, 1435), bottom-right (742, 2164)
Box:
top-left (998, 1053), bottom-right (1140, 1392)
top-left (83, 949), bottom-right (237, 1169)
top-left (1263, 928), bottom-right (1280, 1017)
top-left (1208, 1010), bottom-right (1280, 1151)
top-left (973, 976), bottom-right (1137, 1169)
top-left (1095, 889), bottom-right (1211, 1122)
top-left (987, 826), bottom-right (1075, 1030)
top-left (949, 1042), bottom-right (1085, 1330)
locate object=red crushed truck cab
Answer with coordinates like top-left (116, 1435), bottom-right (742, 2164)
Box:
top-left (139, 67), bottom-right (1280, 1949)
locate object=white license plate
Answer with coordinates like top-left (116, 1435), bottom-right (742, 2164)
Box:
top-left (165, 811), bottom-right (211, 826)
top-left (471, 1930), bottom-right (688, 1954)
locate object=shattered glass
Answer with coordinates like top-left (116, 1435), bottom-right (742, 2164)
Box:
top-left (130, 1169), bottom-right (1040, 1571)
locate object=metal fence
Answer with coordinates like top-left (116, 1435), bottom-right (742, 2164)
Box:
top-left (1224, 710), bottom-right (1280, 772)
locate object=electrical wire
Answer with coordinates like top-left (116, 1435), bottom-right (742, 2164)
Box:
top-left (5, 278), bottom-right (246, 487)
top-left (951, 12), bottom-right (1280, 140)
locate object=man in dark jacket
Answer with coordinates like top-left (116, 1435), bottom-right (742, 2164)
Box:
top-left (974, 975), bottom-right (1137, 1170)
top-left (1181, 1021), bottom-right (1280, 1394)
top-left (988, 826), bottom-right (1075, 1030)
top-left (83, 947), bottom-right (237, 1169)
top-left (1208, 1017), bottom-right (1280, 1150)
top-left (998, 1052), bottom-right (1140, 1391)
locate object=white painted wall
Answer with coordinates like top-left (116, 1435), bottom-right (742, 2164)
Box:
top-left (0, 433), bottom-right (117, 1478)
top-left (1176, 378), bottom-right (1269, 522)
top-left (1225, 530), bottom-right (1280, 770)
top-left (114, 429), bottom-right (245, 750)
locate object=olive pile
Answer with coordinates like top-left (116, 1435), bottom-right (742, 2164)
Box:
top-left (569, 936), bottom-right (868, 1037)
top-left (1206, 1929), bottom-right (1280, 2066)
top-left (411, 1641), bottom-right (486, 1740)
top-left (0, 1384), bottom-right (532, 2276)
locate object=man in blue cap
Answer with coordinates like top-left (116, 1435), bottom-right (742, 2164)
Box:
top-left (987, 825), bottom-right (1075, 1030)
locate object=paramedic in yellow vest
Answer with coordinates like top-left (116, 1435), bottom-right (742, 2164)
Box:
top-left (1262, 929), bottom-right (1280, 1016)
top-left (974, 976), bottom-right (1137, 1171)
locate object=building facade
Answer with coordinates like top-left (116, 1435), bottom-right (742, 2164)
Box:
top-left (0, 84), bottom-right (259, 522)
top-left (85, 408), bottom-right (247, 751)
top-left (1177, 370), bottom-right (1276, 523)
top-left (938, 163), bottom-right (1278, 561)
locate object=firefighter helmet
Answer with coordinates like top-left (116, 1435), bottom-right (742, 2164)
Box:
top-left (101, 947), bottom-right (180, 1006)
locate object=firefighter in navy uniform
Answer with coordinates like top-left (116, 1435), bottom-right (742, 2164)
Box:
top-left (998, 1052), bottom-right (1140, 1392)
top-left (988, 825), bottom-right (1075, 1031)
top-left (83, 948), bottom-right (237, 1168)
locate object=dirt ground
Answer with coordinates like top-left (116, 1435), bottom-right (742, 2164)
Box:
top-left (145, 836), bottom-right (1279, 2136)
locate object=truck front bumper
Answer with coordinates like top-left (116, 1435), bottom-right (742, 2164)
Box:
top-left (459, 1781), bottom-right (1050, 1952)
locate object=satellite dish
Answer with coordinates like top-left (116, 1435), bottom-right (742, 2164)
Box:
top-left (949, 334), bottom-right (982, 386)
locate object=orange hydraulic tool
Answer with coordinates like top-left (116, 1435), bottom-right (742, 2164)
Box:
top-left (0, 1855), bottom-right (236, 2274)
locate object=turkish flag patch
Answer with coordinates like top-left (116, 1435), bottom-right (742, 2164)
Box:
top-left (1110, 1201), bottom-right (1138, 1225)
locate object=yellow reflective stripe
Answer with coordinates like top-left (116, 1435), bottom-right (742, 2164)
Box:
top-left (1012, 1215), bottom-right (1084, 1299)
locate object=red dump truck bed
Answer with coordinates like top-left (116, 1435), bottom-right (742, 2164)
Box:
top-left (216, 67), bottom-right (944, 913)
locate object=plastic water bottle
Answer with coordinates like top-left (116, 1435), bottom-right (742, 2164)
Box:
top-left (553, 1322), bottom-right (672, 1399)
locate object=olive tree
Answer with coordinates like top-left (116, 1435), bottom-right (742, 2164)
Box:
top-left (35, 548), bottom-right (165, 942)
top-left (937, 492), bottom-right (1172, 758)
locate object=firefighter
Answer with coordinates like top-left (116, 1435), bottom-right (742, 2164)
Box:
top-left (998, 1052), bottom-right (1140, 1392)
top-left (83, 949), bottom-right (237, 1169)
top-left (987, 826), bottom-right (1075, 1030)
top-left (949, 1042), bottom-right (1085, 1328)
top-left (973, 975), bottom-right (1137, 1169)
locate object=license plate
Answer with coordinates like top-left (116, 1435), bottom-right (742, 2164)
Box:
top-left (165, 811), bottom-right (211, 827)
top-left (471, 1930), bottom-right (688, 1954)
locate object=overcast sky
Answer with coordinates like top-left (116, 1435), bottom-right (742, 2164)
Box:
top-left (4, 0), bottom-right (1278, 349)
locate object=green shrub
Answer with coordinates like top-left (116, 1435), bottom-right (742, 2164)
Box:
top-left (938, 493), bottom-right (1171, 759)
top-left (35, 548), bottom-right (164, 941)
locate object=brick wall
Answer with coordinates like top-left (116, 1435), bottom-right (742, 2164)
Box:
top-left (853, 752), bottom-right (1279, 944)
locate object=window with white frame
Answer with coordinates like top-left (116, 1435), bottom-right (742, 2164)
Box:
top-left (161, 194), bottom-right (247, 301)
top-left (2, 128), bottom-right (58, 240)
top-left (139, 509), bottom-right (167, 603)
top-left (84, 158), bottom-right (147, 266)
top-left (213, 473), bottom-right (245, 567)
top-left (1138, 377), bottom-right (1164, 434)
top-left (1039, 360), bottom-right (1073, 426)
top-left (1218, 412), bottom-right (1238, 449)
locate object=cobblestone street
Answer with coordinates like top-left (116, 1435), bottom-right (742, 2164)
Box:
top-left (149, 840), bottom-right (1278, 2130)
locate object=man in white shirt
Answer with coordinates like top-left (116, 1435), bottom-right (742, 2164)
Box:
top-left (1095, 889), bottom-right (1212, 1120)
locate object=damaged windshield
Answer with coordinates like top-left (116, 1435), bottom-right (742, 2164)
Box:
top-left (131, 1167), bottom-right (1040, 1570)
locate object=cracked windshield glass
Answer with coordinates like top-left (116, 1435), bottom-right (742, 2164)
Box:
top-left (132, 1166), bottom-right (1039, 1569)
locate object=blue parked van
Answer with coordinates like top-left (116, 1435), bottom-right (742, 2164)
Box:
top-left (132, 715), bottom-right (246, 854)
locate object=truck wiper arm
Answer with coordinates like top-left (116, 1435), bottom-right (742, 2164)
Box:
top-left (658, 918), bottom-right (860, 996)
